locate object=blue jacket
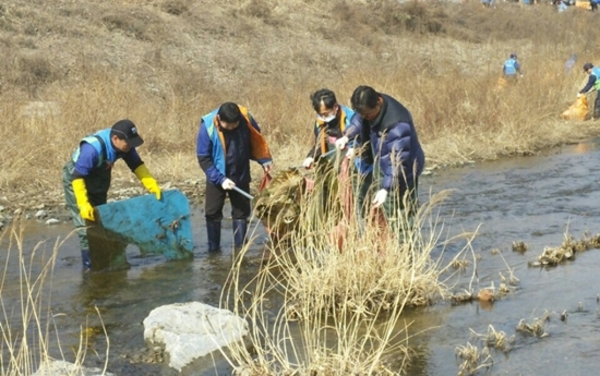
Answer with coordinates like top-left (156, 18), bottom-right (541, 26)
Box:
top-left (196, 107), bottom-right (272, 186)
top-left (345, 94), bottom-right (425, 192)
top-left (70, 129), bottom-right (142, 179)
top-left (503, 58), bottom-right (520, 76)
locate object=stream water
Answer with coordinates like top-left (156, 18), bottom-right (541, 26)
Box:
top-left (2, 140), bottom-right (600, 375)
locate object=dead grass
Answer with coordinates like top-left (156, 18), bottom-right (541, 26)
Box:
top-left (0, 221), bottom-right (109, 375)
top-left (1, 0), bottom-right (600, 206)
top-left (218, 165), bottom-right (477, 374)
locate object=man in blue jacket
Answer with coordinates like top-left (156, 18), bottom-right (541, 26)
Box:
top-left (62, 120), bottom-right (162, 271)
top-left (197, 102), bottom-right (273, 253)
top-left (335, 86), bottom-right (425, 238)
top-left (579, 62), bottom-right (600, 119)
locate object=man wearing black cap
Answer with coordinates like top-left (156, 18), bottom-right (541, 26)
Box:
top-left (578, 63), bottom-right (600, 119)
top-left (62, 119), bottom-right (162, 271)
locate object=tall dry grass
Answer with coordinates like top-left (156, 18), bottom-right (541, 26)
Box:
top-left (1, 1), bottom-right (600, 202)
top-left (0, 222), bottom-right (108, 375)
top-left (220, 161), bottom-right (473, 375)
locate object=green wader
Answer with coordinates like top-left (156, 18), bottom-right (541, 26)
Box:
top-left (62, 160), bottom-right (110, 250)
top-left (62, 161), bottom-right (129, 270)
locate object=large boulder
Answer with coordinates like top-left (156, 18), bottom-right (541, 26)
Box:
top-left (32, 360), bottom-right (115, 376)
top-left (143, 302), bottom-right (248, 371)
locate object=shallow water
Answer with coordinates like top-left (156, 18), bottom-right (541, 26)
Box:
top-left (2, 140), bottom-right (600, 375)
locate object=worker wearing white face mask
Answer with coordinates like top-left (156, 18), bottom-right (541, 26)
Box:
top-left (302, 89), bottom-right (355, 170)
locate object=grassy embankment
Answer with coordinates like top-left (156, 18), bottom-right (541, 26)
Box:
top-left (1, 0), bottom-right (600, 209)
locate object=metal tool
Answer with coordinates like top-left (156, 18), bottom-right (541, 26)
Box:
top-left (233, 186), bottom-right (254, 200)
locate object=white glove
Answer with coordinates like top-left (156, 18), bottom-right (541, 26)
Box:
top-left (335, 136), bottom-right (349, 150)
top-left (221, 178), bottom-right (236, 190)
top-left (302, 157), bottom-right (314, 169)
top-left (345, 147), bottom-right (355, 159)
top-left (372, 189), bottom-right (388, 208)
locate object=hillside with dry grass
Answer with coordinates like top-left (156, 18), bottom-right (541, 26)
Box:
top-left (1, 0), bottom-right (600, 210)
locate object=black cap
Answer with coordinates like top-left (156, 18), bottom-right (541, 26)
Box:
top-left (583, 62), bottom-right (594, 72)
top-left (110, 119), bottom-right (144, 148)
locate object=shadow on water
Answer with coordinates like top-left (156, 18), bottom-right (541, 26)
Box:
top-left (3, 140), bottom-right (600, 374)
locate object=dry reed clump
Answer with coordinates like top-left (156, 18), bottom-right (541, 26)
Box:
top-left (469, 325), bottom-right (515, 353)
top-left (455, 342), bottom-right (493, 376)
top-left (451, 245), bottom-right (520, 306)
top-left (529, 232), bottom-right (600, 267)
top-left (515, 315), bottom-right (549, 338)
top-left (0, 221), bottom-right (109, 375)
top-left (511, 241), bottom-right (528, 254)
top-left (267, 169), bottom-right (455, 315)
top-left (220, 165), bottom-right (466, 375)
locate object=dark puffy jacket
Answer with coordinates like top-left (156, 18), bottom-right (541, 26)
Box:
top-left (346, 94), bottom-right (425, 192)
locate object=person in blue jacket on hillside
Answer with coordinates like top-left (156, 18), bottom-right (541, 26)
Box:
top-left (62, 120), bottom-right (162, 271)
top-left (197, 102), bottom-right (273, 253)
top-left (578, 63), bottom-right (600, 119)
top-left (503, 53), bottom-right (521, 80)
top-left (335, 86), bottom-right (425, 239)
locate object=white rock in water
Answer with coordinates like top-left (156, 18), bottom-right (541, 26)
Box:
top-left (0, 205), bottom-right (5, 212)
top-left (31, 360), bottom-right (115, 376)
top-left (45, 218), bottom-right (61, 225)
top-left (13, 208), bottom-right (22, 215)
top-left (35, 210), bottom-right (48, 219)
top-left (143, 302), bottom-right (248, 371)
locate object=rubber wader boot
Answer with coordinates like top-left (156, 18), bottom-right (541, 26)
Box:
top-left (206, 220), bottom-right (222, 253)
top-left (233, 219), bottom-right (248, 249)
top-left (81, 249), bottom-right (92, 271)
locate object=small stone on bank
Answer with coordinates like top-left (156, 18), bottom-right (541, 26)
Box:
top-left (45, 218), bottom-right (61, 226)
top-left (35, 210), bottom-right (48, 219)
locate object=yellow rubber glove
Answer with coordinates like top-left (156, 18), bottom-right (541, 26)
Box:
top-left (72, 178), bottom-right (95, 221)
top-left (134, 164), bottom-right (161, 200)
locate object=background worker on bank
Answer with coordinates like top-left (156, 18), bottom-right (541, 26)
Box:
top-left (197, 102), bottom-right (273, 253)
top-left (503, 53), bottom-right (521, 80)
top-left (62, 120), bottom-right (162, 271)
top-left (578, 62), bottom-right (600, 119)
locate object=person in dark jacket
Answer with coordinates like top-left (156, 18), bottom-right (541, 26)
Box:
top-left (196, 102), bottom-right (273, 253)
top-left (578, 62), bottom-right (600, 119)
top-left (62, 120), bottom-right (162, 271)
top-left (335, 86), bottom-right (425, 238)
